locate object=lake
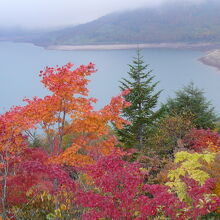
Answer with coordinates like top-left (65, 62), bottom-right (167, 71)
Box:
top-left (0, 41), bottom-right (220, 114)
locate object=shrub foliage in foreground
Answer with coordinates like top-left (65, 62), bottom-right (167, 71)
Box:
top-left (0, 63), bottom-right (220, 219)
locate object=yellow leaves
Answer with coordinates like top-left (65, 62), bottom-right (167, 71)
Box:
top-left (60, 204), bottom-right (67, 210)
top-left (166, 151), bottom-right (216, 202)
top-left (134, 211), bottom-right (140, 217)
top-left (174, 151), bottom-right (189, 163)
top-left (190, 170), bottom-right (209, 184)
top-left (167, 180), bottom-right (187, 201)
top-left (54, 208), bottom-right (61, 218)
top-left (139, 167), bottom-right (148, 173)
top-left (203, 152), bottom-right (216, 163)
top-left (174, 151), bottom-right (216, 180)
top-left (168, 168), bottom-right (186, 181)
top-left (174, 151), bottom-right (215, 163)
top-left (46, 213), bottom-right (55, 220)
top-left (40, 191), bottom-right (49, 202)
top-left (47, 194), bottom-right (52, 201)
top-left (23, 190), bottom-right (74, 219)
top-left (26, 189), bottom-right (33, 197)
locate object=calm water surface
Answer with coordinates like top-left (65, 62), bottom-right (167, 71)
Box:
top-left (0, 42), bottom-right (219, 114)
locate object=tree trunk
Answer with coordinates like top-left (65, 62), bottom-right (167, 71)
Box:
top-left (1, 152), bottom-right (9, 220)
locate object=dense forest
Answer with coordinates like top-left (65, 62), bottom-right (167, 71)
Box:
top-left (0, 51), bottom-right (220, 219)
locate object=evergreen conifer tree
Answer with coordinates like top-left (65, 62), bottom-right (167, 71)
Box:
top-left (164, 82), bottom-right (217, 129)
top-left (117, 49), bottom-right (162, 150)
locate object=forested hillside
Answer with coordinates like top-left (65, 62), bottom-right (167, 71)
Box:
top-left (45, 0), bottom-right (220, 45)
top-left (2, 1), bottom-right (220, 47)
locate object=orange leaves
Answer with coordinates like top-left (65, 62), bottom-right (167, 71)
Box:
top-left (0, 63), bottom-right (97, 152)
top-left (0, 107), bottom-right (30, 153)
top-left (83, 135), bottom-right (123, 156)
top-left (40, 62), bottom-right (96, 98)
top-left (70, 91), bottom-right (131, 137)
top-left (50, 144), bottom-right (94, 167)
top-left (0, 62), bottom-right (130, 169)
top-left (101, 90), bottom-right (131, 129)
top-left (71, 111), bottom-right (108, 136)
top-left (0, 62), bottom-right (134, 218)
top-left (50, 135), bottom-right (124, 168)
top-left (207, 141), bottom-right (220, 153)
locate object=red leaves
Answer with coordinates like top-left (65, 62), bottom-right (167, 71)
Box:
top-left (184, 129), bottom-right (220, 152)
top-left (182, 177), bottom-right (220, 219)
top-left (77, 155), bottom-right (144, 219)
top-left (139, 184), bottom-right (186, 219)
top-left (77, 155), bottom-right (182, 219)
top-left (77, 155), bottom-right (187, 219)
top-left (76, 155), bottom-right (220, 219)
top-left (0, 62), bottom-right (132, 216)
top-left (5, 148), bottom-right (76, 207)
top-left (1, 62), bottom-right (219, 218)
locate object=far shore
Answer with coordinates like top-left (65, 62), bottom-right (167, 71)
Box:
top-left (199, 50), bottom-right (220, 71)
top-left (45, 42), bottom-right (220, 51)
top-left (45, 43), bottom-right (220, 71)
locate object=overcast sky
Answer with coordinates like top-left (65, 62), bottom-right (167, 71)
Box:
top-left (0, 0), bottom-right (207, 29)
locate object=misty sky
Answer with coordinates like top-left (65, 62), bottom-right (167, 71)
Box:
top-left (0, 0), bottom-right (206, 29)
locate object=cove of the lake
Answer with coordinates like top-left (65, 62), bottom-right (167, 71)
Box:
top-left (0, 41), bottom-right (219, 114)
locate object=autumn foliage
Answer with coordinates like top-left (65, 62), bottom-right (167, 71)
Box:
top-left (0, 63), bottom-right (220, 219)
top-left (184, 128), bottom-right (220, 152)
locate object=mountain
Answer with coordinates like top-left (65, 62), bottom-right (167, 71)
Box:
top-left (0, 27), bottom-right (51, 46)
top-left (42, 0), bottom-right (220, 46)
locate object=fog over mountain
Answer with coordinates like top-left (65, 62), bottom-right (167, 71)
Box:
top-left (1, 0), bottom-right (220, 47)
top-left (0, 0), bottom-right (212, 29)
top-left (36, 0), bottom-right (220, 47)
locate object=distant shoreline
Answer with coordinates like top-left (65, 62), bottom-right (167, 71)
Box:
top-left (45, 42), bottom-right (220, 51)
top-left (199, 50), bottom-right (220, 71)
top-left (45, 42), bottom-right (220, 71)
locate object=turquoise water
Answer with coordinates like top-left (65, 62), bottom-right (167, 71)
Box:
top-left (0, 41), bottom-right (219, 114)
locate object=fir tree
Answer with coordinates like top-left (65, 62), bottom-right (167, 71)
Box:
top-left (117, 49), bottom-right (162, 150)
top-left (164, 82), bottom-right (217, 129)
